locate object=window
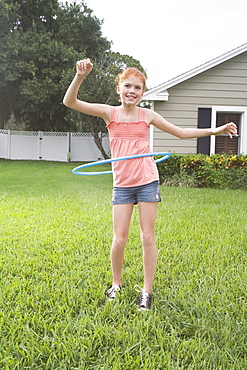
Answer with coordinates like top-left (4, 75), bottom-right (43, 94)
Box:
top-left (215, 112), bottom-right (240, 154)
top-left (210, 106), bottom-right (247, 155)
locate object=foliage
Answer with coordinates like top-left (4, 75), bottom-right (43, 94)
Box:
top-left (157, 153), bottom-right (247, 190)
top-left (0, 160), bottom-right (247, 369)
top-left (0, 0), bottom-right (69, 129)
top-left (0, 0), bottom-right (145, 137)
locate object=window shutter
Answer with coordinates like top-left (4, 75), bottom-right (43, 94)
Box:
top-left (197, 108), bottom-right (212, 155)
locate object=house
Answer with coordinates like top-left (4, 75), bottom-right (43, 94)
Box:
top-left (143, 43), bottom-right (247, 155)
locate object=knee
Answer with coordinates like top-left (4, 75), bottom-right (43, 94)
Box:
top-left (141, 232), bottom-right (155, 248)
top-left (112, 235), bottom-right (128, 250)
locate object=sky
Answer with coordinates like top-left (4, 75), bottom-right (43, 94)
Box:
top-left (72, 0), bottom-right (247, 88)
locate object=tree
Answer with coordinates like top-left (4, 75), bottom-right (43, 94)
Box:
top-left (0, 0), bottom-right (110, 130)
top-left (0, 0), bottom-right (62, 127)
top-left (0, 0), bottom-right (146, 158)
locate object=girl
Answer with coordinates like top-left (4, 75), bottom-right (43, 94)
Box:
top-left (63, 58), bottom-right (237, 311)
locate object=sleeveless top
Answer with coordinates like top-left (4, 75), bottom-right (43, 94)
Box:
top-left (106, 107), bottom-right (159, 187)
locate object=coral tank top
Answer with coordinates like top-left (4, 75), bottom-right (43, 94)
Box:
top-left (106, 107), bottom-right (159, 187)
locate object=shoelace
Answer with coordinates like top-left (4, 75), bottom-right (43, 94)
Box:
top-left (107, 284), bottom-right (121, 298)
top-left (134, 285), bottom-right (142, 293)
top-left (135, 285), bottom-right (151, 309)
top-left (139, 291), bottom-right (150, 307)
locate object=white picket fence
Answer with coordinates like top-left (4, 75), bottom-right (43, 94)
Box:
top-left (0, 130), bottom-right (110, 162)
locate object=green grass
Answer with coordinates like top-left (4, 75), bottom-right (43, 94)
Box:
top-left (0, 160), bottom-right (246, 369)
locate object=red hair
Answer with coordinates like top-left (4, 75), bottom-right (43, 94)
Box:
top-left (116, 68), bottom-right (146, 90)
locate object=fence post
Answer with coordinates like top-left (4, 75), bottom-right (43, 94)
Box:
top-left (38, 131), bottom-right (42, 160)
top-left (7, 130), bottom-right (11, 159)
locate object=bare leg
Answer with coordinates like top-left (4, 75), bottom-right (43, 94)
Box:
top-left (138, 202), bottom-right (158, 293)
top-left (111, 203), bottom-right (134, 286)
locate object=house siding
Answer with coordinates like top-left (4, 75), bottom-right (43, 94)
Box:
top-left (153, 52), bottom-right (247, 154)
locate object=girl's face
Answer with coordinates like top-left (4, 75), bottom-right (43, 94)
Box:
top-left (117, 75), bottom-right (144, 106)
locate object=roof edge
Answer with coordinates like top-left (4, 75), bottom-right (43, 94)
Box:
top-left (143, 42), bottom-right (247, 101)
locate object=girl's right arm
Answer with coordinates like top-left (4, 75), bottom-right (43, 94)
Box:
top-left (63, 59), bottom-right (111, 122)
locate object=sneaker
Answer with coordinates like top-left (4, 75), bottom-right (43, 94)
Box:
top-left (106, 284), bottom-right (121, 300)
top-left (135, 286), bottom-right (152, 311)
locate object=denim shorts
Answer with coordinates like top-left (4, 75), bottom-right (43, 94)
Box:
top-left (112, 180), bottom-right (161, 205)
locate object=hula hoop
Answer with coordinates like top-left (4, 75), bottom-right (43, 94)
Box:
top-left (72, 152), bottom-right (171, 176)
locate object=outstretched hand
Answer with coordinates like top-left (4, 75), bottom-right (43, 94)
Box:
top-left (76, 58), bottom-right (93, 78)
top-left (215, 122), bottom-right (238, 139)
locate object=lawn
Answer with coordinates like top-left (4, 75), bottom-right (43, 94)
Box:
top-left (0, 160), bottom-right (246, 369)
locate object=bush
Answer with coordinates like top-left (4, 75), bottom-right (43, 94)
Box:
top-left (156, 153), bottom-right (247, 190)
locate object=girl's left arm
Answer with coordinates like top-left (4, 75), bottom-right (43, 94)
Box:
top-left (148, 110), bottom-right (238, 139)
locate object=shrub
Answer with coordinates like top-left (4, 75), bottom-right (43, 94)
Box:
top-left (156, 153), bottom-right (247, 190)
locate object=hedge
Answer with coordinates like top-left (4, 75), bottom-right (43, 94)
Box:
top-left (156, 153), bottom-right (247, 190)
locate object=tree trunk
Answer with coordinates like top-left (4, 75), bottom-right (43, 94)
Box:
top-left (91, 123), bottom-right (109, 159)
top-left (93, 134), bottom-right (109, 159)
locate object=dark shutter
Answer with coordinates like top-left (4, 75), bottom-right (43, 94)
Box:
top-left (197, 108), bottom-right (212, 155)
